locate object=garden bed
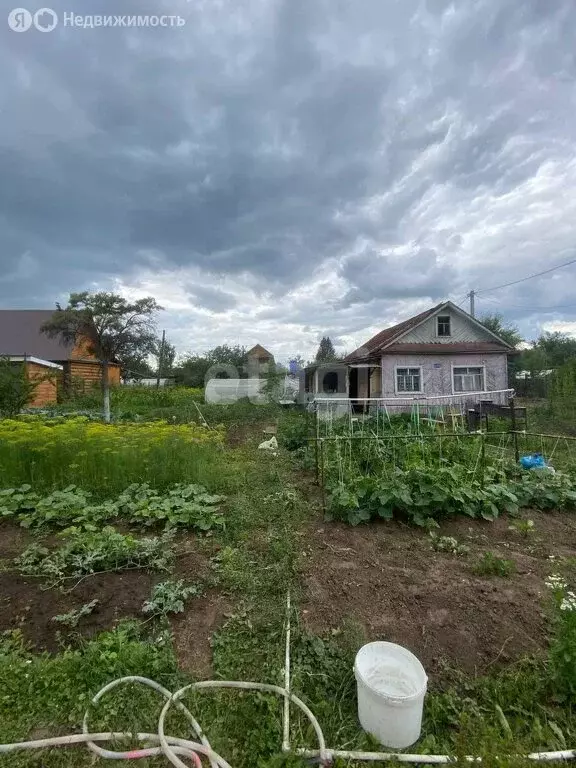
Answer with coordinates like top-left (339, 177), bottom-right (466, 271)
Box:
top-left (299, 510), bottom-right (576, 679)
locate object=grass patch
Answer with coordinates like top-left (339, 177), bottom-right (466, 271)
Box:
top-left (474, 552), bottom-right (517, 578)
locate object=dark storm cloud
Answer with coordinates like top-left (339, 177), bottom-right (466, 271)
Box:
top-left (0, 0), bottom-right (575, 348)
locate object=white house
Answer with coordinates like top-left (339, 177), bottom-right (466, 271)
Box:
top-left (306, 301), bottom-right (515, 411)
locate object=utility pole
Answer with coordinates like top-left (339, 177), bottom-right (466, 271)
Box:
top-left (156, 329), bottom-right (165, 389)
top-left (468, 290), bottom-right (475, 317)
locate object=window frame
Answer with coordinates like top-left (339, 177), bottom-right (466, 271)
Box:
top-left (394, 365), bottom-right (423, 395)
top-left (436, 315), bottom-right (452, 338)
top-left (451, 364), bottom-right (486, 394)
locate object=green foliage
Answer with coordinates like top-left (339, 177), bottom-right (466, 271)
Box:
top-left (546, 574), bottom-right (576, 703)
top-left (52, 600), bottom-right (99, 628)
top-left (277, 412), bottom-right (309, 451)
top-left (14, 527), bottom-right (174, 585)
top-left (478, 314), bottom-right (523, 348)
top-left (41, 292), bottom-right (162, 422)
top-left (59, 385), bottom-right (205, 412)
top-left (142, 580), bottom-right (203, 616)
top-left (474, 552), bottom-right (516, 578)
top-left (314, 336), bottom-right (338, 363)
top-left (175, 344), bottom-right (248, 388)
top-left (327, 464), bottom-right (523, 526)
top-left (116, 483), bottom-right (226, 529)
top-left (0, 417), bottom-right (225, 496)
top-left (508, 519), bottom-right (536, 537)
top-left (0, 359), bottom-right (40, 417)
top-left (0, 483), bottom-right (225, 532)
top-left (430, 533), bottom-right (470, 556)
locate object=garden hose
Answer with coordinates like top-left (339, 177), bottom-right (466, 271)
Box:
top-left (0, 674), bottom-right (573, 766)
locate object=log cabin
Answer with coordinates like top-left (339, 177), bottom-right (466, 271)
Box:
top-left (0, 310), bottom-right (121, 406)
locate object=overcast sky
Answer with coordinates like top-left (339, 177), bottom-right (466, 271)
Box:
top-left (2, 0), bottom-right (576, 360)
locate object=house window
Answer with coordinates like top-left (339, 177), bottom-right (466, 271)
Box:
top-left (453, 366), bottom-right (485, 392)
top-left (437, 315), bottom-right (451, 337)
top-left (396, 367), bottom-right (422, 393)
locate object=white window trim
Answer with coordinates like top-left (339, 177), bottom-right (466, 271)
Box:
top-left (451, 363), bottom-right (486, 394)
top-left (394, 365), bottom-right (423, 395)
top-left (436, 314), bottom-right (452, 338)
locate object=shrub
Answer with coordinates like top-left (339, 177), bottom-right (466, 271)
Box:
top-left (0, 359), bottom-right (40, 417)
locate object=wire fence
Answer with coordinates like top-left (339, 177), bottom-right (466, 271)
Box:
top-left (310, 429), bottom-right (576, 502)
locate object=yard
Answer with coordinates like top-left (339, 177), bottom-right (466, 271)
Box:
top-left (0, 394), bottom-right (575, 767)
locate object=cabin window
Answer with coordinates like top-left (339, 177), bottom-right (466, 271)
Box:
top-left (437, 315), bottom-right (451, 337)
top-left (453, 366), bottom-right (484, 392)
top-left (396, 367), bottom-right (422, 393)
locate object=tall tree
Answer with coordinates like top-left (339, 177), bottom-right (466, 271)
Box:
top-left (478, 313), bottom-right (523, 348)
top-left (42, 292), bottom-right (161, 422)
top-left (478, 314), bottom-right (523, 386)
top-left (154, 336), bottom-right (176, 377)
top-left (534, 331), bottom-right (576, 368)
top-left (315, 336), bottom-right (337, 363)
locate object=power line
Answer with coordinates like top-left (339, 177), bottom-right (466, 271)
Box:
top-left (475, 257), bottom-right (576, 295)
top-left (478, 295), bottom-right (576, 311)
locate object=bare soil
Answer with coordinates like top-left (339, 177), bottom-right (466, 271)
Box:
top-left (299, 511), bottom-right (576, 680)
top-left (0, 523), bottom-right (227, 673)
top-left (0, 568), bottom-right (155, 652)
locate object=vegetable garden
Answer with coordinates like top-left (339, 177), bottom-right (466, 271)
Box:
top-left (0, 400), bottom-right (574, 767)
top-left (308, 410), bottom-right (576, 526)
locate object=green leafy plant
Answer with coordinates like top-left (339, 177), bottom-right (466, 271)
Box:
top-left (546, 574), bottom-right (576, 702)
top-left (52, 599), bottom-right (99, 628)
top-left (0, 482), bottom-right (225, 532)
top-left (430, 533), bottom-right (470, 556)
top-left (116, 483), bottom-right (225, 530)
top-left (474, 552), bottom-right (516, 578)
top-left (142, 580), bottom-right (203, 616)
top-left (508, 518), bottom-right (536, 537)
top-left (14, 527), bottom-right (175, 586)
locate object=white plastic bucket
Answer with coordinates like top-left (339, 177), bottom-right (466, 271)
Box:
top-left (354, 641), bottom-right (427, 749)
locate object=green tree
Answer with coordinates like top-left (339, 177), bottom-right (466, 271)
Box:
top-left (533, 331), bottom-right (576, 368)
top-left (479, 313), bottom-right (523, 385)
top-left (0, 358), bottom-right (40, 416)
top-left (174, 344), bottom-right (247, 388)
top-left (478, 313), bottom-right (523, 348)
top-left (42, 292), bottom-right (161, 422)
top-left (154, 336), bottom-right (177, 378)
top-left (315, 336), bottom-right (337, 363)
